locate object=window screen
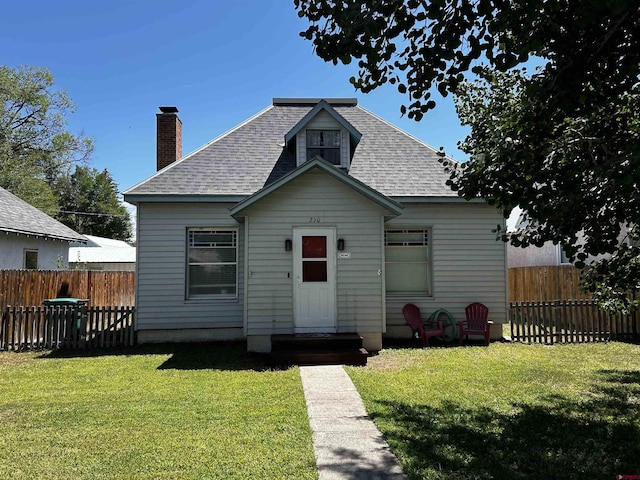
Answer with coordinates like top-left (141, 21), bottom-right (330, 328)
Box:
top-left (307, 130), bottom-right (341, 165)
top-left (384, 229), bottom-right (431, 295)
top-left (187, 229), bottom-right (237, 297)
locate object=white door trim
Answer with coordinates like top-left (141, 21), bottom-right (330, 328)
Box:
top-left (293, 227), bottom-right (337, 333)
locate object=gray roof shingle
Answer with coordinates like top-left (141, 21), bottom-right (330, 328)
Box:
top-left (125, 101), bottom-right (458, 198)
top-left (0, 187), bottom-right (85, 242)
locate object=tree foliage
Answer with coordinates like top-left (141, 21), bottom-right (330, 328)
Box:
top-left (56, 166), bottom-right (132, 242)
top-left (1, 65), bottom-right (133, 244)
top-left (0, 65), bottom-right (93, 214)
top-left (296, 1), bottom-right (640, 311)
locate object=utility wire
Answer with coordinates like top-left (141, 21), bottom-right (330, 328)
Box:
top-left (56, 210), bottom-right (131, 218)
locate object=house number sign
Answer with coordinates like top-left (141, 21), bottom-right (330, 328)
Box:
top-left (309, 216), bottom-right (322, 223)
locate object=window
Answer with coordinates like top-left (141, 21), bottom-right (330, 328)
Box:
top-left (187, 229), bottom-right (237, 298)
top-left (559, 244), bottom-right (572, 264)
top-left (302, 235), bottom-right (328, 282)
top-left (306, 130), bottom-right (341, 165)
top-left (385, 229), bottom-right (431, 295)
top-left (24, 250), bottom-right (38, 270)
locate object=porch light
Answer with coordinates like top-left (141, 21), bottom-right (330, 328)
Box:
top-left (285, 239), bottom-right (292, 251)
top-left (337, 238), bottom-right (345, 251)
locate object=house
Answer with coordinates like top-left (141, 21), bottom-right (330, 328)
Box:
top-left (506, 210), bottom-right (629, 268)
top-left (0, 187), bottom-right (85, 269)
top-left (124, 99), bottom-right (507, 352)
top-left (508, 242), bottom-right (572, 268)
top-left (69, 235), bottom-right (136, 271)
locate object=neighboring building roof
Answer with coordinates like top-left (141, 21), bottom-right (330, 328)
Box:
top-left (0, 187), bottom-right (85, 242)
top-left (70, 235), bottom-right (132, 249)
top-left (125, 98), bottom-right (459, 201)
top-left (69, 235), bottom-right (136, 264)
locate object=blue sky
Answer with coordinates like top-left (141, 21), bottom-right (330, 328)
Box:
top-left (3, 0), bottom-right (469, 200)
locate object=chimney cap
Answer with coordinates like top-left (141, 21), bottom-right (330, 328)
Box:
top-left (159, 106), bottom-right (179, 114)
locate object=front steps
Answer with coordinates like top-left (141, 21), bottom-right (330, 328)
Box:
top-left (270, 333), bottom-right (368, 366)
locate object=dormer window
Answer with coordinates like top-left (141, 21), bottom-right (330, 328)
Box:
top-left (306, 130), bottom-right (341, 165)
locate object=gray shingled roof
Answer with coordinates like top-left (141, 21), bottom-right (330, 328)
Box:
top-left (125, 101), bottom-right (458, 198)
top-left (0, 187), bottom-right (85, 242)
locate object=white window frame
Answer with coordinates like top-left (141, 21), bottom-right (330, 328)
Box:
top-left (306, 129), bottom-right (341, 165)
top-left (384, 228), bottom-right (433, 297)
top-left (557, 244), bottom-right (572, 265)
top-left (186, 228), bottom-right (238, 299)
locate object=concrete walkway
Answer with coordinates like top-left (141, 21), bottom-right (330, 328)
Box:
top-left (299, 365), bottom-right (408, 480)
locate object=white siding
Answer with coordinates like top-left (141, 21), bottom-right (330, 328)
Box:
top-left (508, 241), bottom-right (559, 267)
top-left (135, 203), bottom-right (244, 330)
top-left (240, 170), bottom-right (388, 335)
top-left (0, 234), bottom-right (69, 269)
top-left (135, 194), bottom-right (507, 339)
top-left (385, 203), bottom-right (508, 337)
top-left (296, 111), bottom-right (350, 168)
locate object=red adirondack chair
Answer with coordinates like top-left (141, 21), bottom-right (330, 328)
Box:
top-left (457, 302), bottom-right (493, 346)
top-left (403, 303), bottom-right (444, 347)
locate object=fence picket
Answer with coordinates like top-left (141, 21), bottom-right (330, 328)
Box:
top-left (510, 299), bottom-right (638, 344)
top-left (0, 306), bottom-right (136, 351)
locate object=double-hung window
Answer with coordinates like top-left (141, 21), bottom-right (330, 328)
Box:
top-left (187, 229), bottom-right (237, 298)
top-left (306, 130), bottom-right (341, 165)
top-left (384, 229), bottom-right (431, 295)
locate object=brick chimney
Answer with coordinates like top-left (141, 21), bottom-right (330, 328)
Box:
top-left (156, 106), bottom-right (182, 171)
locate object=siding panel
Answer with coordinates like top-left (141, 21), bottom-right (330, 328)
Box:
top-left (136, 203), bottom-right (244, 331)
top-left (385, 202), bottom-right (507, 338)
top-left (241, 170), bottom-right (388, 335)
top-left (135, 190), bottom-right (507, 340)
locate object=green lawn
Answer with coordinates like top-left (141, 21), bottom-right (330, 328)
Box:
top-left (346, 342), bottom-right (640, 480)
top-left (0, 343), bottom-right (317, 480)
top-left (4, 340), bottom-right (640, 480)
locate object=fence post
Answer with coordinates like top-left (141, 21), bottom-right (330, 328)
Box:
top-left (1, 307), bottom-right (7, 351)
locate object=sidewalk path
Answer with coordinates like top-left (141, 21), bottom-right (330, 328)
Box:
top-left (299, 365), bottom-right (409, 480)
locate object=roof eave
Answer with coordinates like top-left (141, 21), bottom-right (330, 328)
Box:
top-left (123, 194), bottom-right (248, 204)
top-left (391, 196), bottom-right (487, 204)
top-left (0, 227), bottom-right (86, 243)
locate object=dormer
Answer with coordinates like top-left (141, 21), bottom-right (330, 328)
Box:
top-left (276, 98), bottom-right (362, 170)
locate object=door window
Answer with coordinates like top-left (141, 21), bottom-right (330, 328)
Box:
top-left (302, 236), bottom-right (327, 282)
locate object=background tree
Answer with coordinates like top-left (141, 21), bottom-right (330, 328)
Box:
top-left (56, 166), bottom-right (132, 242)
top-left (0, 65), bottom-right (93, 214)
top-left (295, 0), bottom-right (640, 312)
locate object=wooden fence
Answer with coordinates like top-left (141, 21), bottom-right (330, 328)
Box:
top-left (509, 300), bottom-right (639, 344)
top-left (508, 266), bottom-right (639, 343)
top-left (0, 270), bottom-right (135, 312)
top-left (1, 305), bottom-right (136, 351)
top-left (508, 265), bottom-right (590, 302)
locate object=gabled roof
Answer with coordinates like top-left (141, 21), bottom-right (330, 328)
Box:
top-left (229, 157), bottom-right (404, 217)
top-left (124, 98), bottom-right (460, 201)
top-left (0, 187), bottom-right (85, 242)
top-left (283, 99), bottom-right (362, 147)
